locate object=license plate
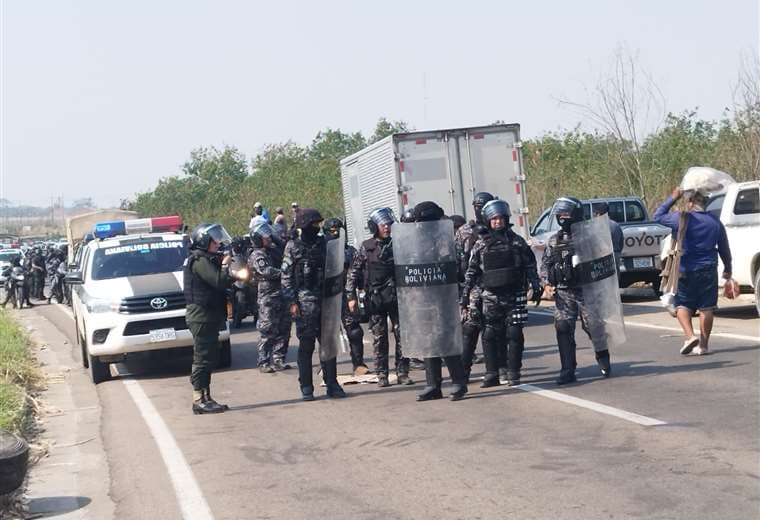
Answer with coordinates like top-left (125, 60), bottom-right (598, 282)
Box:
top-left (632, 256), bottom-right (653, 269)
top-left (149, 328), bottom-right (176, 343)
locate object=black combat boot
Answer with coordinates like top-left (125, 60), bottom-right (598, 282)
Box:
top-left (377, 371), bottom-right (390, 388)
top-left (417, 358), bottom-right (443, 401)
top-left (396, 358), bottom-right (414, 385)
top-left (298, 340), bottom-right (315, 400)
top-left (555, 338), bottom-right (577, 385)
top-left (322, 359), bottom-right (347, 398)
top-left (192, 389), bottom-right (225, 414)
top-left (480, 342), bottom-right (500, 388)
top-left (506, 325), bottom-right (524, 386)
top-left (595, 349), bottom-right (611, 377)
top-left (204, 388), bottom-right (229, 411)
top-left (272, 358), bottom-right (292, 371)
top-left (445, 355), bottom-right (468, 401)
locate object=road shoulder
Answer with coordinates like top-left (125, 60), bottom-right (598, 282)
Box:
top-left (16, 308), bottom-right (115, 519)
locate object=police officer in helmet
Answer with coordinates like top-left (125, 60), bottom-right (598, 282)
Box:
top-left (347, 208), bottom-right (413, 388)
top-left (282, 209), bottom-right (347, 401)
top-left (185, 222), bottom-right (244, 414)
top-left (323, 217), bottom-right (369, 375)
top-left (541, 197), bottom-right (613, 384)
top-left (411, 201), bottom-right (468, 401)
top-left (455, 192), bottom-right (495, 370)
top-left (462, 199), bottom-right (541, 387)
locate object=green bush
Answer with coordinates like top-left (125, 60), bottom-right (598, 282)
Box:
top-left (0, 309), bottom-right (38, 434)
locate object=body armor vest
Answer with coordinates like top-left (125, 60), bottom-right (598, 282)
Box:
top-left (363, 238), bottom-right (395, 290)
top-left (295, 239), bottom-right (325, 293)
top-left (480, 233), bottom-right (524, 290)
top-left (183, 252), bottom-right (226, 308)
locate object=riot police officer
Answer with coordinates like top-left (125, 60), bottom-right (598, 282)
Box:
top-left (408, 201), bottom-right (468, 401)
top-left (248, 220), bottom-right (289, 373)
top-left (541, 197), bottom-right (613, 384)
top-left (462, 200), bottom-right (542, 387)
top-left (455, 192), bottom-right (494, 377)
top-left (30, 249), bottom-right (46, 300)
top-left (347, 208), bottom-right (413, 388)
top-left (323, 218), bottom-right (368, 375)
top-left (282, 209), bottom-right (347, 401)
top-left (185, 222), bottom-right (243, 414)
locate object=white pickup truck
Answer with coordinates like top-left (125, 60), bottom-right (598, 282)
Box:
top-left (660, 180), bottom-right (760, 315)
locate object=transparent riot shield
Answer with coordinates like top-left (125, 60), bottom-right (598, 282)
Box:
top-left (319, 229), bottom-right (345, 361)
top-left (391, 220), bottom-right (463, 359)
top-left (571, 215), bottom-right (627, 350)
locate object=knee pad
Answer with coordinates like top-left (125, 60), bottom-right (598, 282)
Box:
top-left (555, 320), bottom-right (574, 336)
top-left (347, 324), bottom-right (364, 343)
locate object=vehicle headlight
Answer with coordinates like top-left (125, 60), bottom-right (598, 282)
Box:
top-left (86, 298), bottom-right (120, 313)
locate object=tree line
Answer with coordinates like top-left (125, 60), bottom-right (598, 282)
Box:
top-left (127, 55), bottom-right (759, 236)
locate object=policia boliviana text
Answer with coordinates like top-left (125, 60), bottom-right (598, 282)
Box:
top-left (184, 222), bottom-right (249, 414)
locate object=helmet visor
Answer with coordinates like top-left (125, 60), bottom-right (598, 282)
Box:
top-left (207, 225), bottom-right (233, 247)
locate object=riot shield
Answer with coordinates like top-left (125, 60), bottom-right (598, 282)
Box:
top-left (571, 215), bottom-right (627, 350)
top-left (319, 229), bottom-right (345, 361)
top-left (391, 220), bottom-right (462, 359)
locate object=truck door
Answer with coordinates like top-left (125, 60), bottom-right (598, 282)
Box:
top-left (341, 159), bottom-right (364, 247)
top-left (396, 135), bottom-right (459, 216)
top-left (463, 129), bottom-right (528, 237)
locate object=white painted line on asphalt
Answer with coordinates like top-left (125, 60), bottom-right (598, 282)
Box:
top-left (123, 380), bottom-right (215, 520)
top-left (52, 304), bottom-right (215, 520)
top-left (529, 309), bottom-right (759, 343)
top-left (620, 321), bottom-right (759, 343)
top-left (517, 384), bottom-right (667, 426)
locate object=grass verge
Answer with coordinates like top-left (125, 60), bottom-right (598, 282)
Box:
top-left (0, 309), bottom-right (40, 435)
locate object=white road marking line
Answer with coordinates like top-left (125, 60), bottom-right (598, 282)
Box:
top-left (620, 321), bottom-right (759, 343)
top-left (529, 309), bottom-right (759, 343)
top-left (517, 384), bottom-right (667, 426)
top-left (52, 303), bottom-right (215, 520)
top-left (123, 380), bottom-right (215, 520)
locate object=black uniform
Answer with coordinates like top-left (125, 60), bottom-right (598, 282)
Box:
top-left (346, 236), bottom-right (410, 385)
top-left (462, 227), bottom-right (539, 386)
top-left (341, 243), bottom-right (366, 372)
top-left (281, 215), bottom-right (345, 400)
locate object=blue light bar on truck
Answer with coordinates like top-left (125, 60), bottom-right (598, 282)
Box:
top-left (93, 216), bottom-right (182, 239)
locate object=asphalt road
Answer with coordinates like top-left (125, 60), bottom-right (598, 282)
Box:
top-left (19, 292), bottom-right (760, 520)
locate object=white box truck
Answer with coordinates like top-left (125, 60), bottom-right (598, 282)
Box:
top-left (340, 124), bottom-right (529, 247)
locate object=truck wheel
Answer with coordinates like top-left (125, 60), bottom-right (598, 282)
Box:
top-left (217, 339), bottom-right (231, 369)
top-left (754, 270), bottom-right (760, 317)
top-left (88, 344), bottom-right (111, 384)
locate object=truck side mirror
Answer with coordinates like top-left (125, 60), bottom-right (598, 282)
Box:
top-left (64, 271), bottom-right (84, 285)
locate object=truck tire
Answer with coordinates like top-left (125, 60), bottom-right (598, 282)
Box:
top-left (755, 270), bottom-right (760, 317)
top-left (0, 430), bottom-right (29, 495)
top-left (75, 319), bottom-right (89, 369)
top-left (217, 339), bottom-right (231, 369)
top-left (88, 342), bottom-right (111, 384)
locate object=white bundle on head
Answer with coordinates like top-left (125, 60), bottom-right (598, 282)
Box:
top-left (681, 167), bottom-right (736, 195)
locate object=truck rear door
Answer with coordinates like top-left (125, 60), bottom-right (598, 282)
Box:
top-left (459, 126), bottom-right (528, 237)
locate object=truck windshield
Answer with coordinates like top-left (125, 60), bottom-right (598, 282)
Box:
top-left (90, 239), bottom-right (187, 281)
top-left (0, 252), bottom-right (21, 263)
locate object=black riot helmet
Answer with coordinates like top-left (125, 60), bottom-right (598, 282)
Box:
top-left (322, 217), bottom-right (344, 239)
top-left (552, 197), bottom-right (584, 232)
top-left (400, 208), bottom-right (416, 223)
top-left (412, 201), bottom-right (445, 222)
top-left (472, 192), bottom-right (495, 223)
top-left (593, 201), bottom-right (609, 216)
top-left (189, 222), bottom-right (233, 251)
top-left (449, 214), bottom-right (466, 230)
top-left (367, 207), bottom-right (396, 236)
top-left (481, 200), bottom-right (511, 229)
top-left (295, 208), bottom-right (323, 230)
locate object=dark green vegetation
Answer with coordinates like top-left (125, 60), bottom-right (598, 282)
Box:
top-left (0, 310), bottom-right (39, 434)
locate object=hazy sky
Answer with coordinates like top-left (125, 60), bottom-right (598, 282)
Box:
top-left (1, 0), bottom-right (758, 207)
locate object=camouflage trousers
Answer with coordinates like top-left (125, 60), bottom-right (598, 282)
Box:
top-left (554, 287), bottom-right (608, 352)
top-left (256, 295), bottom-right (292, 366)
top-left (369, 303), bottom-right (405, 375)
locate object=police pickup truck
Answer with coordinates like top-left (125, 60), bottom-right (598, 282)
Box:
top-left (66, 216), bottom-right (231, 383)
top-left (530, 197), bottom-right (671, 294)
